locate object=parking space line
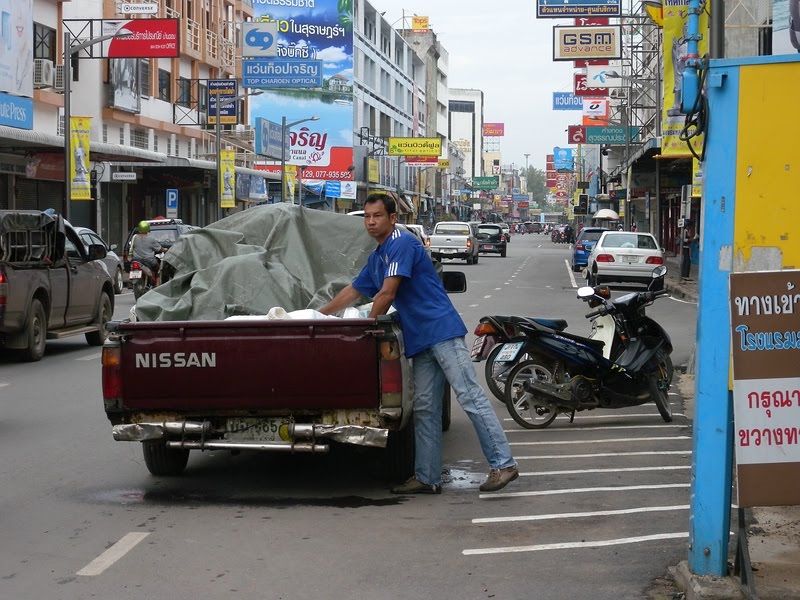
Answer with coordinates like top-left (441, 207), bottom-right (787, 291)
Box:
top-left (77, 353), bottom-right (102, 361)
top-left (520, 465), bottom-right (690, 476)
top-left (565, 258), bottom-right (578, 287)
top-left (509, 436), bottom-right (691, 447)
top-left (516, 450), bottom-right (690, 460)
top-left (463, 531), bottom-right (689, 556)
top-left (504, 424), bottom-right (687, 433)
top-left (473, 504), bottom-right (690, 525)
top-left (479, 482), bottom-right (690, 500)
top-left (483, 295), bottom-right (492, 299)
top-left (77, 532), bottom-right (150, 577)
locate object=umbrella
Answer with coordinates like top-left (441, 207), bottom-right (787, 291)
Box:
top-left (593, 208), bottom-right (620, 221)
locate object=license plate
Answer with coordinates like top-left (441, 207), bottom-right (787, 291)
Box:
top-left (226, 417), bottom-right (292, 442)
top-left (470, 335), bottom-right (487, 359)
top-left (129, 270), bottom-right (142, 280)
top-left (442, 248), bottom-right (457, 253)
top-left (495, 341), bottom-right (524, 362)
top-left (481, 244), bottom-right (494, 250)
top-left (622, 256), bottom-right (639, 264)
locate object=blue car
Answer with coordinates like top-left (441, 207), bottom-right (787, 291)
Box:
top-left (571, 227), bottom-right (609, 272)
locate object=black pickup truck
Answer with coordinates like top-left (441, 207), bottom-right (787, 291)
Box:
top-left (0, 211), bottom-right (115, 361)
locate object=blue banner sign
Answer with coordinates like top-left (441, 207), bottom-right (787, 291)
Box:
top-left (585, 126), bottom-right (641, 143)
top-left (0, 93), bottom-right (33, 130)
top-left (254, 117), bottom-right (288, 160)
top-left (243, 59), bottom-right (323, 89)
top-left (553, 147), bottom-right (574, 171)
top-left (552, 92), bottom-right (583, 110)
top-left (208, 79), bottom-right (238, 125)
top-left (537, 0), bottom-right (621, 18)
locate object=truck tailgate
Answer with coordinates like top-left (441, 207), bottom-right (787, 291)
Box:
top-left (114, 319), bottom-right (382, 411)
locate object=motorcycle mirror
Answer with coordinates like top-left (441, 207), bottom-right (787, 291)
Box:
top-left (577, 286), bottom-right (595, 298)
top-left (651, 265), bottom-right (667, 279)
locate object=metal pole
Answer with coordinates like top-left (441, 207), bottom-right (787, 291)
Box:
top-left (281, 115), bottom-right (287, 203)
top-left (215, 93), bottom-right (221, 223)
top-left (298, 166), bottom-right (304, 205)
top-left (710, 0), bottom-right (724, 58)
top-left (63, 31), bottom-right (71, 221)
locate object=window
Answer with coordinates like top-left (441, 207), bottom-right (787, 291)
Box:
top-left (198, 83), bottom-right (207, 112)
top-left (158, 69), bottom-right (171, 101)
top-left (119, 127), bottom-right (124, 144)
top-left (177, 77), bottom-right (191, 107)
top-left (153, 134), bottom-right (159, 152)
top-left (33, 23), bottom-right (56, 61)
top-left (131, 128), bottom-right (148, 149)
top-left (449, 100), bottom-right (475, 113)
top-left (139, 60), bottom-right (151, 96)
top-left (167, 138), bottom-right (173, 156)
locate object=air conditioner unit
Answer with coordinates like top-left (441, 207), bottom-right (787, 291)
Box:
top-left (33, 59), bottom-right (54, 89)
top-left (54, 64), bottom-right (65, 92)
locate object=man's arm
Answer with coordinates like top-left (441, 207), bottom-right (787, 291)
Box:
top-left (318, 284), bottom-right (363, 315)
top-left (368, 275), bottom-right (402, 318)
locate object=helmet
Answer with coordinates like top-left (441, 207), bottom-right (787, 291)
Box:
top-left (137, 220), bottom-right (150, 234)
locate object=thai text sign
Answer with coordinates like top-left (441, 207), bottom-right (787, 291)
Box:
top-left (730, 270), bottom-right (800, 507)
top-left (553, 26), bottom-right (622, 61)
top-left (471, 177), bottom-right (499, 190)
top-left (585, 126), bottom-right (640, 143)
top-left (483, 123), bottom-right (505, 136)
top-left (553, 92), bottom-right (583, 110)
top-left (207, 80), bottom-right (238, 125)
top-left (254, 117), bottom-right (287, 160)
top-left (101, 19), bottom-right (179, 58)
top-left (537, 0), bottom-right (620, 18)
top-left (242, 58), bottom-right (323, 88)
top-left (388, 137), bottom-right (441, 157)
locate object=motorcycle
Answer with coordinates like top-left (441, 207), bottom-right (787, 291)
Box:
top-left (471, 287), bottom-right (618, 403)
top-left (501, 266), bottom-right (674, 429)
top-left (130, 252), bottom-right (164, 300)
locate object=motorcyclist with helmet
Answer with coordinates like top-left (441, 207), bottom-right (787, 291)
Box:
top-left (130, 221), bottom-right (164, 286)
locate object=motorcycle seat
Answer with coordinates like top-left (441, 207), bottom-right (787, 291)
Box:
top-left (527, 317), bottom-right (568, 331)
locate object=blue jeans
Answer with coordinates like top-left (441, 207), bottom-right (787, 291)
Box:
top-left (411, 337), bottom-right (516, 485)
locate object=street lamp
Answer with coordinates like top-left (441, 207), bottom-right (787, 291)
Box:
top-left (280, 116), bottom-right (319, 204)
top-left (214, 89), bottom-right (263, 220)
top-left (62, 28), bottom-right (132, 220)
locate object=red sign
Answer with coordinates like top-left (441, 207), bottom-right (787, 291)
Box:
top-left (574, 59), bottom-right (609, 67)
top-left (483, 123), bottom-right (505, 136)
top-left (574, 74), bottom-right (608, 97)
top-left (546, 154), bottom-right (554, 163)
top-left (517, 201), bottom-right (530, 208)
top-left (104, 19), bottom-right (180, 58)
top-left (256, 147), bottom-right (355, 181)
top-left (574, 17), bottom-right (610, 26)
top-left (567, 126), bottom-right (586, 144)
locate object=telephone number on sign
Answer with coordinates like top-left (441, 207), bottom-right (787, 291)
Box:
top-left (303, 169), bottom-right (353, 179)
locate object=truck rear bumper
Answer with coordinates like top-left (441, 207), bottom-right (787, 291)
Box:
top-left (112, 421), bottom-right (390, 449)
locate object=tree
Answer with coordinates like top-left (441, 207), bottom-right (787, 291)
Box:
top-left (524, 167), bottom-right (547, 206)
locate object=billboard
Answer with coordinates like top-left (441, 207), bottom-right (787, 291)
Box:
top-left (552, 92), bottom-right (583, 110)
top-left (250, 0), bottom-right (354, 182)
top-left (553, 26), bottom-right (622, 61)
top-left (110, 58), bottom-right (140, 113)
top-left (70, 117), bottom-right (92, 201)
top-left (0, 0), bottom-right (32, 99)
top-left (411, 16), bottom-right (430, 32)
top-left (483, 123), bottom-right (505, 136)
top-left (207, 79), bottom-right (238, 125)
top-left (255, 117), bottom-right (287, 160)
top-left (388, 137), bottom-right (442, 156)
top-left (101, 19), bottom-right (179, 58)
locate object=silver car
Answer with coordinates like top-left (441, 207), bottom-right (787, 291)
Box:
top-left (586, 231), bottom-right (665, 290)
top-left (74, 226), bottom-right (125, 294)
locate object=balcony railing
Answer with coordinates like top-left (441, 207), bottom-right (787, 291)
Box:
top-left (165, 6), bottom-right (181, 19)
top-left (220, 39), bottom-right (235, 69)
top-left (186, 18), bottom-right (200, 53)
top-left (207, 30), bottom-right (219, 61)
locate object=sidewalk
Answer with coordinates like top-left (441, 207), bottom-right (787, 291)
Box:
top-left (659, 256), bottom-right (800, 600)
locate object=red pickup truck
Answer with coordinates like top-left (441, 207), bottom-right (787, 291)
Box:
top-left (102, 272), bottom-right (464, 479)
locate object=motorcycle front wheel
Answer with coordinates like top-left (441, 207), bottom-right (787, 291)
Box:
top-left (504, 359), bottom-right (560, 429)
top-left (650, 350), bottom-right (674, 422)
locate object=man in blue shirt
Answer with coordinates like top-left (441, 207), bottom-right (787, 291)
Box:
top-left (320, 192), bottom-right (518, 494)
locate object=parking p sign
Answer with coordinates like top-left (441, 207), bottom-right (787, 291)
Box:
top-left (166, 189), bottom-right (178, 219)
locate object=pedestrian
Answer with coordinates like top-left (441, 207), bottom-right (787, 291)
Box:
top-left (319, 192), bottom-right (518, 495)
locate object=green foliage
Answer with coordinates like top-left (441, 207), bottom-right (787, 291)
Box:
top-left (338, 0), bottom-right (353, 31)
top-left (524, 167), bottom-right (548, 205)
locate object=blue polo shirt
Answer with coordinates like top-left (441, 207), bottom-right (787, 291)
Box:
top-left (352, 227), bottom-right (467, 357)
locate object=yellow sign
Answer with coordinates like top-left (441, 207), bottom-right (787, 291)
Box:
top-left (411, 16), bottom-right (429, 32)
top-left (388, 137), bottom-right (441, 157)
top-left (367, 158), bottom-right (380, 183)
top-left (691, 158), bottom-right (703, 197)
top-left (70, 116), bottom-right (92, 200)
top-left (437, 159), bottom-right (450, 169)
top-left (284, 165), bottom-right (296, 203)
top-left (219, 150), bottom-right (236, 208)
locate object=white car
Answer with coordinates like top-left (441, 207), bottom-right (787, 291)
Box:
top-left (586, 231), bottom-right (665, 290)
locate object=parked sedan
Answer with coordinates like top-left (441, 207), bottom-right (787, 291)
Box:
top-left (74, 226), bottom-right (125, 294)
top-left (475, 223), bottom-right (507, 257)
top-left (571, 226), bottom-right (609, 272)
top-left (586, 231), bottom-right (665, 290)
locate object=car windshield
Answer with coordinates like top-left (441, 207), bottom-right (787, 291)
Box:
top-left (602, 233), bottom-right (658, 250)
top-left (478, 226), bottom-right (500, 234)
top-left (437, 225), bottom-right (470, 235)
top-left (582, 230), bottom-right (606, 242)
top-left (152, 229), bottom-right (179, 245)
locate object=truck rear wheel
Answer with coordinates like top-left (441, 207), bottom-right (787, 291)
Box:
top-left (142, 441), bottom-right (190, 476)
top-left (20, 299), bottom-right (47, 362)
top-left (385, 420), bottom-right (415, 481)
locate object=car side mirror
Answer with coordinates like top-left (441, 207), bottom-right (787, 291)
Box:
top-left (442, 271), bottom-right (467, 293)
top-left (87, 243), bottom-right (107, 261)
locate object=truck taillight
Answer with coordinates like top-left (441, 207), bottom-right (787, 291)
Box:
top-left (379, 340), bottom-right (402, 407)
top-left (425, 239), bottom-right (430, 247)
top-left (466, 239), bottom-right (472, 248)
top-left (0, 267), bottom-right (7, 314)
top-left (102, 346), bottom-right (122, 409)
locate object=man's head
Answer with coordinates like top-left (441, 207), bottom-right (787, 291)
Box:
top-left (137, 220), bottom-right (151, 234)
top-left (363, 192), bottom-right (398, 243)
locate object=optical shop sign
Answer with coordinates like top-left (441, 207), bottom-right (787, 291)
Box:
top-left (730, 270), bottom-right (800, 507)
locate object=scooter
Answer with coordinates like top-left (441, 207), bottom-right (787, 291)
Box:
top-left (502, 266), bottom-right (674, 429)
top-left (130, 252), bottom-right (164, 300)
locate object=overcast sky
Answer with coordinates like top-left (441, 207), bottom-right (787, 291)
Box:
top-left (369, 0), bottom-right (578, 172)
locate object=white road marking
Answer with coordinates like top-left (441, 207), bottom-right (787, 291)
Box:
top-left (479, 482), bottom-right (690, 500)
top-left (483, 295), bottom-right (492, 299)
top-left (473, 504), bottom-right (690, 524)
top-left (516, 450), bottom-right (690, 460)
top-left (77, 353), bottom-right (102, 361)
top-left (520, 465), bottom-right (690, 476)
top-left (77, 532), bottom-right (150, 577)
top-left (463, 532), bottom-right (689, 556)
top-left (668, 295), bottom-right (696, 305)
top-left (0, 382), bottom-right (9, 388)
top-left (509, 436), bottom-right (691, 446)
top-left (504, 424), bottom-right (688, 433)
top-left (565, 259), bottom-right (578, 287)
top-left (469, 304), bottom-right (479, 307)
top-left (503, 411), bottom-right (686, 421)
top-left (495, 288), bottom-right (502, 290)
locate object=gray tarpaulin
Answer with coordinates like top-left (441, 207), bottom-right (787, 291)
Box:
top-left (134, 204), bottom-right (376, 321)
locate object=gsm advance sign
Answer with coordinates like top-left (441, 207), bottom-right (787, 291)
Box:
top-left (553, 26), bottom-right (622, 61)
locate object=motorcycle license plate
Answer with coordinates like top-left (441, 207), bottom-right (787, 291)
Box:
top-left (470, 335), bottom-right (487, 359)
top-left (129, 270), bottom-right (142, 280)
top-left (495, 341), bottom-right (524, 362)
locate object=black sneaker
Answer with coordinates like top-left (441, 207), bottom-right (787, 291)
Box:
top-left (479, 466), bottom-right (519, 492)
top-left (390, 477), bottom-right (442, 495)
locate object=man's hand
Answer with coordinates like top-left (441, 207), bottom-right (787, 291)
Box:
top-left (318, 284), bottom-right (362, 316)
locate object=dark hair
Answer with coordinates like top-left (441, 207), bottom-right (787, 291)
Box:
top-left (365, 192), bottom-right (397, 215)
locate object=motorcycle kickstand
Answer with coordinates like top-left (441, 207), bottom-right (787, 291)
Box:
top-left (568, 410), bottom-right (576, 423)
